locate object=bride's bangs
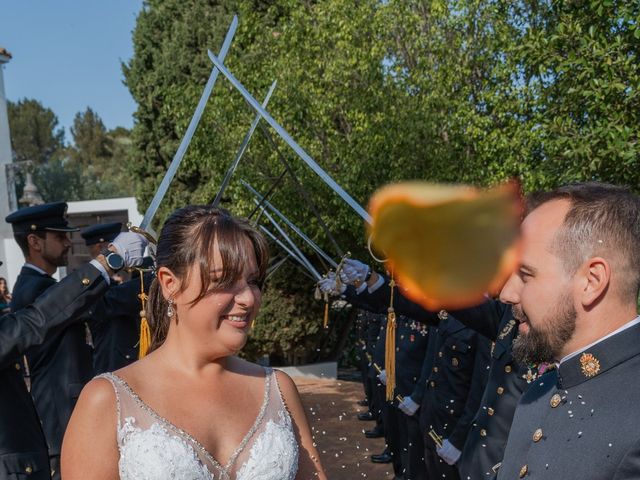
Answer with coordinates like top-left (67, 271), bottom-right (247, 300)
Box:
top-left (192, 212), bottom-right (269, 302)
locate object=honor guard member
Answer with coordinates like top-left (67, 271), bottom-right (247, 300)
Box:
top-left (350, 283), bottom-right (432, 479)
top-left (0, 235), bottom-right (147, 479)
top-left (80, 222), bottom-right (122, 259)
top-left (495, 183), bottom-right (640, 479)
top-left (329, 274), bottom-right (432, 478)
top-left (390, 317), bottom-right (431, 480)
top-left (319, 276), bottom-right (385, 428)
top-left (354, 310), bottom-right (382, 418)
top-left (416, 312), bottom-right (491, 480)
top-left (345, 257), bottom-right (549, 479)
top-left (81, 222), bottom-right (151, 374)
top-left (6, 203), bottom-right (145, 480)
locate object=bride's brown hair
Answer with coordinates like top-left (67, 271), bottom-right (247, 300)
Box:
top-left (147, 205), bottom-right (269, 352)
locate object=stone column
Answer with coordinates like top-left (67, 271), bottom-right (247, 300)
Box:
top-left (0, 48), bottom-right (19, 282)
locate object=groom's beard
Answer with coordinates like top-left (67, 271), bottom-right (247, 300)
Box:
top-left (511, 294), bottom-right (576, 365)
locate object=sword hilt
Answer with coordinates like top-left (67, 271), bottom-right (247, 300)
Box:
top-left (428, 429), bottom-right (444, 449)
top-left (128, 223), bottom-right (158, 245)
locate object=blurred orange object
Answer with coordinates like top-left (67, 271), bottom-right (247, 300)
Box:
top-left (368, 181), bottom-right (522, 310)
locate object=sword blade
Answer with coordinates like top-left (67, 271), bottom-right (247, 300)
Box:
top-left (140, 16), bottom-right (238, 229)
top-left (259, 225), bottom-right (320, 280)
top-left (212, 80), bottom-right (277, 207)
top-left (207, 49), bottom-right (372, 225)
top-left (242, 181), bottom-right (338, 268)
top-left (257, 204), bottom-right (322, 280)
top-left (266, 255), bottom-right (289, 281)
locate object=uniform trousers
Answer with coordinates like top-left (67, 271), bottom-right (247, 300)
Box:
top-left (382, 401), bottom-right (407, 477)
top-left (405, 414), bottom-right (427, 480)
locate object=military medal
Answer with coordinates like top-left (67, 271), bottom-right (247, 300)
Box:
top-left (580, 352), bottom-right (601, 377)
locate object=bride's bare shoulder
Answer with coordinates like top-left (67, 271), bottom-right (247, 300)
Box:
top-left (77, 376), bottom-right (117, 411)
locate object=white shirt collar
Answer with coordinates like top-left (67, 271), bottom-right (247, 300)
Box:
top-left (23, 263), bottom-right (49, 276)
top-left (559, 315), bottom-right (640, 365)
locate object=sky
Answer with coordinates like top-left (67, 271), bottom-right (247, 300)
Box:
top-left (0, 0), bottom-right (143, 142)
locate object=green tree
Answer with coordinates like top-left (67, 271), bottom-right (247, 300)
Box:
top-left (70, 107), bottom-right (112, 168)
top-left (125, 0), bottom-right (640, 364)
top-left (69, 108), bottom-right (137, 199)
top-left (32, 157), bottom-right (86, 202)
top-left (7, 98), bottom-right (65, 164)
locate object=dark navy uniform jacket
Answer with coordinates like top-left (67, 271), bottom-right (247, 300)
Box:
top-left (11, 267), bottom-right (94, 461)
top-left (11, 267), bottom-right (146, 462)
top-left (452, 301), bottom-right (543, 479)
top-left (498, 320), bottom-right (640, 480)
top-left (0, 264), bottom-right (108, 479)
top-left (393, 316), bottom-right (430, 401)
top-left (90, 273), bottom-right (153, 374)
top-left (344, 287), bottom-right (430, 397)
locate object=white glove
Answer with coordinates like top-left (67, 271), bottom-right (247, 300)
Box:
top-left (378, 369), bottom-right (387, 385)
top-left (318, 272), bottom-right (346, 295)
top-left (398, 396), bottom-right (420, 416)
top-left (437, 439), bottom-right (461, 466)
top-left (339, 259), bottom-right (370, 285)
top-left (110, 232), bottom-right (148, 268)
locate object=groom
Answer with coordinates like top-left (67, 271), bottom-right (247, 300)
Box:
top-left (496, 182), bottom-right (640, 479)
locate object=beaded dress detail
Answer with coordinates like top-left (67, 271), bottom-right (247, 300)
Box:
top-left (98, 367), bottom-right (298, 480)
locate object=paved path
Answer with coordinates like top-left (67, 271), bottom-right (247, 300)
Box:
top-left (295, 377), bottom-right (395, 479)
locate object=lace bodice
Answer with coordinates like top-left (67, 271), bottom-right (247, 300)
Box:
top-left (99, 367), bottom-right (299, 480)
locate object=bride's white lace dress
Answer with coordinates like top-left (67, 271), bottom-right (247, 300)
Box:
top-left (99, 367), bottom-right (299, 480)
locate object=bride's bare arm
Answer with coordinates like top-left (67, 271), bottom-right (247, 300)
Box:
top-left (61, 378), bottom-right (120, 480)
top-left (275, 370), bottom-right (327, 480)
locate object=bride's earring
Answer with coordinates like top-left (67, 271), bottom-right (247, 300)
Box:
top-left (167, 298), bottom-right (175, 318)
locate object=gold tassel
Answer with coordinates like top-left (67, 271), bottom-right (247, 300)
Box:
top-left (137, 270), bottom-right (151, 358)
top-left (385, 275), bottom-right (397, 401)
top-left (139, 317), bottom-right (151, 358)
top-left (323, 292), bottom-right (329, 329)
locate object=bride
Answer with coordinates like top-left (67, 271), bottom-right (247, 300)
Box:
top-left (61, 206), bottom-right (326, 479)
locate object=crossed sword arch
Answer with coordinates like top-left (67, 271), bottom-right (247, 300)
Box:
top-left (136, 15), bottom-right (376, 288)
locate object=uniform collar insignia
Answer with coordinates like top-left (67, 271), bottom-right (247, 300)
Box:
top-left (498, 319), bottom-right (516, 340)
top-left (557, 322), bottom-right (640, 388)
top-left (580, 352), bottom-right (601, 378)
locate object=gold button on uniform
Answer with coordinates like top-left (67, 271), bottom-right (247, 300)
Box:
top-left (25, 466), bottom-right (33, 474)
top-left (497, 387), bottom-right (504, 395)
top-left (430, 381), bottom-right (436, 388)
top-left (438, 351), bottom-right (443, 358)
top-left (433, 367), bottom-right (438, 373)
top-left (480, 429), bottom-right (487, 437)
top-left (452, 358), bottom-right (459, 367)
top-left (488, 407), bottom-right (495, 416)
top-left (533, 428), bottom-right (543, 442)
top-left (550, 393), bottom-right (562, 408)
top-left (14, 363), bottom-right (20, 370)
top-left (505, 365), bottom-right (512, 373)
top-left (81, 278), bottom-right (91, 286)
top-left (519, 465), bottom-right (528, 478)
